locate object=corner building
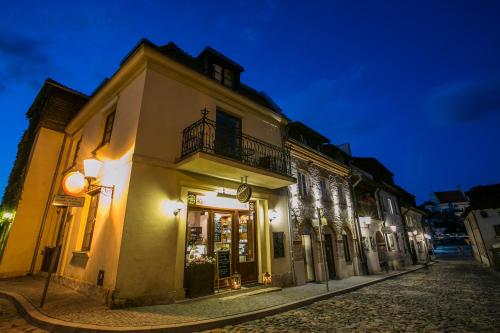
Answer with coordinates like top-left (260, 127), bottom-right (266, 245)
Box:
top-left (0, 40), bottom-right (295, 307)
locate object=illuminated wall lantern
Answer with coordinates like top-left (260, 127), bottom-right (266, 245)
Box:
top-left (390, 225), bottom-right (397, 232)
top-left (173, 199), bottom-right (184, 216)
top-left (359, 216), bottom-right (371, 225)
top-left (62, 171), bottom-right (86, 196)
top-left (424, 234), bottom-right (431, 240)
top-left (413, 230), bottom-right (418, 236)
top-left (269, 209), bottom-right (279, 223)
top-left (231, 273), bottom-right (242, 289)
top-left (408, 232), bottom-right (413, 237)
top-left (2, 211), bottom-right (14, 220)
top-left (83, 158), bottom-right (103, 179)
top-left (263, 272), bottom-right (272, 285)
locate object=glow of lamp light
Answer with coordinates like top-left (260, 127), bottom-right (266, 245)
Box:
top-left (390, 225), bottom-right (397, 232)
top-left (413, 230), bottom-right (418, 235)
top-left (83, 158), bottom-right (103, 179)
top-left (62, 171), bottom-right (86, 196)
top-left (269, 209), bottom-right (279, 222)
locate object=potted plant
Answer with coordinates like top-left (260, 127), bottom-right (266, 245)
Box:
top-left (185, 255), bottom-right (215, 298)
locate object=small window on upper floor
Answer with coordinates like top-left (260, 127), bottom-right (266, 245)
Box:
top-left (298, 171), bottom-right (308, 197)
top-left (320, 179), bottom-right (329, 200)
top-left (338, 186), bottom-right (347, 206)
top-left (213, 64), bottom-right (223, 82)
top-left (223, 69), bottom-right (234, 88)
top-left (101, 111), bottom-right (116, 146)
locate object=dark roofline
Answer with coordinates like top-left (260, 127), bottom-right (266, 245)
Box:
top-left (351, 157), bottom-right (394, 176)
top-left (290, 121), bottom-right (330, 143)
top-left (199, 46), bottom-right (244, 72)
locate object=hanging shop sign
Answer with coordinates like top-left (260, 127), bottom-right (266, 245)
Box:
top-left (52, 194), bottom-right (85, 207)
top-left (236, 183), bottom-right (252, 203)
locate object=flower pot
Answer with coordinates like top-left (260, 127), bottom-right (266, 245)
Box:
top-left (185, 263), bottom-right (215, 298)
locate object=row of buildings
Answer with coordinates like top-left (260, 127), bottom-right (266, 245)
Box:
top-left (0, 40), bottom-right (432, 308)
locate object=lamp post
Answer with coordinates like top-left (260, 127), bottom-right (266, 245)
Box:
top-left (317, 207), bottom-right (329, 292)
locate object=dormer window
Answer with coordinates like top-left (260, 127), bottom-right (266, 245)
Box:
top-left (212, 63), bottom-right (235, 88)
top-left (223, 69), bottom-right (234, 87)
top-left (213, 64), bottom-right (222, 82)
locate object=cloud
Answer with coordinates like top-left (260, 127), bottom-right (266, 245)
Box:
top-left (0, 28), bottom-right (52, 92)
top-left (426, 78), bottom-right (500, 125)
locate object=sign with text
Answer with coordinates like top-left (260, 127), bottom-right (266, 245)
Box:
top-left (216, 250), bottom-right (231, 279)
top-left (381, 226), bottom-right (393, 234)
top-left (52, 194), bottom-right (85, 207)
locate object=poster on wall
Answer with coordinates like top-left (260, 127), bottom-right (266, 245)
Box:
top-left (273, 232), bottom-right (285, 258)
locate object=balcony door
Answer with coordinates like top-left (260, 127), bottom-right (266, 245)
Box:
top-left (215, 110), bottom-right (241, 159)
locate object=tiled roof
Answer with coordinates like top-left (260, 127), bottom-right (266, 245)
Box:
top-left (434, 191), bottom-right (468, 204)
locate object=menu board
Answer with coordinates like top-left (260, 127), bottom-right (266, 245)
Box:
top-left (273, 232), bottom-right (285, 258)
top-left (216, 250), bottom-right (231, 278)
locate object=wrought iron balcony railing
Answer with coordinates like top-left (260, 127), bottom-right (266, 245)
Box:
top-left (180, 114), bottom-right (292, 177)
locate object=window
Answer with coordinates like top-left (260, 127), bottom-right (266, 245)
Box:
top-left (320, 179), bottom-right (329, 200)
top-left (213, 64), bottom-right (222, 82)
top-left (338, 186), bottom-right (347, 206)
top-left (494, 224), bottom-right (500, 237)
top-left (387, 198), bottom-right (394, 214)
top-left (223, 69), bottom-right (234, 87)
top-left (81, 192), bottom-right (100, 251)
top-left (101, 111), bottom-right (116, 146)
top-left (298, 172), bottom-right (308, 197)
top-left (342, 232), bottom-right (351, 262)
top-left (71, 137), bottom-right (82, 166)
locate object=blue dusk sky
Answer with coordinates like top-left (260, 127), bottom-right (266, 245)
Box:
top-left (1, 1), bottom-right (499, 204)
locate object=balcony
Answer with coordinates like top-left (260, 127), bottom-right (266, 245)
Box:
top-left (176, 115), bottom-right (295, 189)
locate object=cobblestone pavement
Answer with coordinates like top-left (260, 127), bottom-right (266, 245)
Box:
top-left (0, 267), bottom-right (420, 327)
top-left (0, 298), bottom-right (48, 333)
top-left (204, 260), bottom-right (500, 333)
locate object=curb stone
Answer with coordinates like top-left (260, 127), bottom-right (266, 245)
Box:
top-left (0, 264), bottom-right (431, 333)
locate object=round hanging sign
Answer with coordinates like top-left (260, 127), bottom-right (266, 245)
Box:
top-left (236, 183), bottom-right (252, 203)
top-left (62, 171), bottom-right (86, 196)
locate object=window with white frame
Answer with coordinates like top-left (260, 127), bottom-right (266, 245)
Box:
top-left (298, 171), bottom-right (308, 197)
top-left (320, 179), bottom-right (329, 200)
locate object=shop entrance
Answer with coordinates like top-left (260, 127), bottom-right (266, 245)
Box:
top-left (186, 207), bottom-right (258, 285)
top-left (302, 234), bottom-right (315, 282)
top-left (324, 233), bottom-right (336, 279)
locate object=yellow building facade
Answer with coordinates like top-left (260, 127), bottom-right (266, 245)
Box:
top-left (0, 41), bottom-right (295, 307)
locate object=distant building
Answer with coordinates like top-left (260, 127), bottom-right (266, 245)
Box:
top-left (351, 157), bottom-right (412, 273)
top-left (463, 183), bottom-right (500, 270)
top-left (430, 189), bottom-right (469, 216)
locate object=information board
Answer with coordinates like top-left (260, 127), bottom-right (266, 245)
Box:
top-left (216, 250), bottom-right (231, 278)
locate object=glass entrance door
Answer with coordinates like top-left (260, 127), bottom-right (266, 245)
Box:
top-left (236, 212), bottom-right (257, 283)
top-left (302, 235), bottom-right (315, 282)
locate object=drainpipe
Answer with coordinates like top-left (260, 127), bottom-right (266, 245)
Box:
top-left (286, 188), bottom-right (296, 286)
top-left (349, 172), bottom-right (369, 275)
top-left (29, 134), bottom-right (68, 274)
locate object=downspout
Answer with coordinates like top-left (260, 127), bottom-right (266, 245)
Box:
top-left (286, 187), bottom-right (296, 286)
top-left (29, 133), bottom-right (68, 274)
top-left (349, 172), bottom-right (369, 275)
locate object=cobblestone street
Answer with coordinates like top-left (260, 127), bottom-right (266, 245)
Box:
top-left (206, 260), bottom-right (500, 333)
top-left (0, 299), bottom-right (47, 333)
top-left (0, 260), bottom-right (498, 332)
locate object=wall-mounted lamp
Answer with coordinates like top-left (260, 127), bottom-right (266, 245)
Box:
top-left (83, 158), bottom-right (114, 197)
top-left (269, 209), bottom-right (279, 222)
top-left (424, 233), bottom-right (431, 240)
top-left (390, 225), bottom-right (397, 232)
top-left (173, 199), bottom-right (184, 216)
top-left (359, 216), bottom-right (371, 225)
top-left (412, 230), bottom-right (418, 236)
top-left (2, 211), bottom-right (14, 220)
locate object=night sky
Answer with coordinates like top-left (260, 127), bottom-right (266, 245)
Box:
top-left (1, 1), bottom-right (499, 204)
